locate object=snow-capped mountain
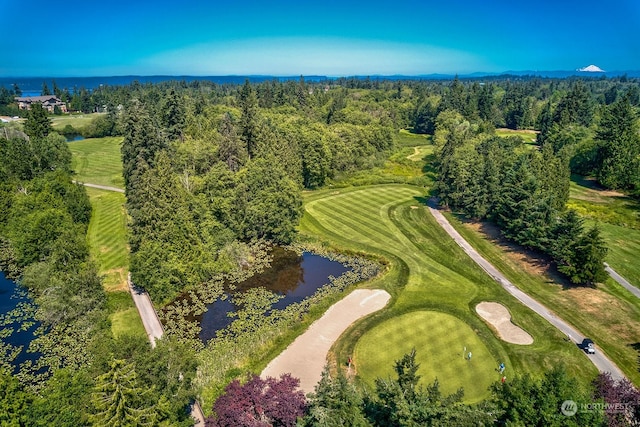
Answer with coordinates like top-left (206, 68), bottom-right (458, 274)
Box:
top-left (577, 65), bottom-right (605, 72)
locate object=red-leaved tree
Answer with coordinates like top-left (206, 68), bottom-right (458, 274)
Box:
top-left (205, 374), bottom-right (306, 427)
top-left (592, 372), bottom-right (640, 427)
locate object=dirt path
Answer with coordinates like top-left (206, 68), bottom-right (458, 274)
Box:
top-left (261, 289), bottom-right (391, 394)
top-left (427, 200), bottom-right (625, 380)
top-left (406, 145), bottom-right (428, 161)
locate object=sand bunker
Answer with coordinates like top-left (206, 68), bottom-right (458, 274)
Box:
top-left (476, 302), bottom-right (533, 345)
top-left (261, 289), bottom-right (391, 394)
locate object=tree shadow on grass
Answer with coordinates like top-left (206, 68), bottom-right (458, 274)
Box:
top-left (421, 153), bottom-right (438, 183)
top-left (630, 342), bottom-right (640, 373)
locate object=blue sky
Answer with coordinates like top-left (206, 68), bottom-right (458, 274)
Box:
top-left (2, 0), bottom-right (639, 76)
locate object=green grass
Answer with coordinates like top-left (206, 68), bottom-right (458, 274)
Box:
top-left (355, 311), bottom-right (497, 403)
top-left (69, 136), bottom-right (124, 188)
top-left (326, 131), bottom-right (436, 188)
top-left (568, 174), bottom-right (640, 287)
top-left (106, 292), bottom-right (146, 339)
top-left (396, 129), bottom-right (432, 147)
top-left (300, 184), bottom-right (597, 400)
top-left (599, 223), bottom-right (640, 289)
top-left (495, 128), bottom-right (538, 142)
top-left (51, 113), bottom-right (104, 130)
top-left (110, 307), bottom-right (146, 339)
top-left (445, 213), bottom-right (640, 387)
top-left (86, 188), bottom-right (129, 291)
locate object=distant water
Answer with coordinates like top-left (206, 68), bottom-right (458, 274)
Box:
top-left (1, 75), bottom-right (332, 94)
top-left (0, 272), bottom-right (39, 370)
top-left (65, 134), bottom-right (85, 142)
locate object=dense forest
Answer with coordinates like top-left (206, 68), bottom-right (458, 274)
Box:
top-left (0, 74), bottom-right (639, 425)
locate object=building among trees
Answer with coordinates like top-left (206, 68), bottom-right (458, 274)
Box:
top-left (15, 95), bottom-right (67, 113)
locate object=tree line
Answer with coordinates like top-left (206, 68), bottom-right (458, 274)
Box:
top-left (0, 104), bottom-right (197, 425)
top-left (204, 350), bottom-right (638, 426)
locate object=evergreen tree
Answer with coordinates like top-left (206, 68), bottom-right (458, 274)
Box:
top-left (217, 112), bottom-right (247, 172)
top-left (121, 99), bottom-right (167, 194)
top-left (239, 79), bottom-right (259, 158)
top-left (41, 81), bottom-right (51, 96)
top-left (90, 359), bottom-right (156, 427)
top-left (24, 102), bottom-right (52, 140)
top-left (303, 367), bottom-right (370, 427)
top-left (162, 88), bottom-right (186, 142)
top-left (569, 224), bottom-right (608, 286)
top-left (595, 95), bottom-right (640, 190)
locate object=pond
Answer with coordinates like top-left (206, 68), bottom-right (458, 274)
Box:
top-left (197, 247), bottom-right (350, 342)
top-left (0, 272), bottom-right (38, 370)
top-left (65, 133), bottom-right (85, 142)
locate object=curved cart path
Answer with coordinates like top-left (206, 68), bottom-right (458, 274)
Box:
top-left (261, 289), bottom-right (391, 394)
top-left (427, 201), bottom-right (626, 381)
top-left (605, 263), bottom-right (640, 299)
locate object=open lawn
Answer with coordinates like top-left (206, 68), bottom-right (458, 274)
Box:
top-left (397, 129), bottom-right (432, 147)
top-left (300, 185), bottom-right (596, 400)
top-left (69, 136), bottom-right (124, 188)
top-left (86, 188), bottom-right (129, 291)
top-left (107, 292), bottom-right (146, 339)
top-left (446, 214), bottom-right (640, 387)
top-left (51, 113), bottom-right (104, 131)
top-left (568, 175), bottom-right (640, 287)
top-left (355, 311), bottom-right (496, 403)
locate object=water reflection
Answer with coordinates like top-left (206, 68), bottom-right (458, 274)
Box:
top-left (0, 272), bottom-right (39, 370)
top-left (198, 248), bottom-right (350, 342)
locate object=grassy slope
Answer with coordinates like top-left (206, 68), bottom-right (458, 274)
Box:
top-left (85, 187), bottom-right (129, 291)
top-left (51, 113), bottom-right (104, 131)
top-left (568, 175), bottom-right (640, 286)
top-left (106, 292), bottom-right (145, 339)
top-left (70, 137), bottom-right (135, 338)
top-left (446, 213), bottom-right (640, 386)
top-left (69, 136), bottom-right (124, 188)
top-left (300, 184), bottom-right (596, 401)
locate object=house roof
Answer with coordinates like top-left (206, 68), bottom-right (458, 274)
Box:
top-left (15, 95), bottom-right (63, 103)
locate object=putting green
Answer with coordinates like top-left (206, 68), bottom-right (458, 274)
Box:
top-left (354, 310), bottom-right (498, 403)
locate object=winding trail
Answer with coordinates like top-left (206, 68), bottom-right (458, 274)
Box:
top-left (261, 289), bottom-right (391, 394)
top-left (605, 263), bottom-right (640, 299)
top-left (427, 201), bottom-right (626, 380)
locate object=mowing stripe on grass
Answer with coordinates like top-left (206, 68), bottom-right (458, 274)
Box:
top-left (86, 188), bottom-right (129, 291)
top-left (300, 184), bottom-right (599, 391)
top-left (355, 310), bottom-right (497, 403)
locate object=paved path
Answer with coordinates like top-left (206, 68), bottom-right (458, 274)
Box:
top-left (128, 273), bottom-right (164, 348)
top-left (127, 274), bottom-right (205, 426)
top-left (73, 180), bottom-right (125, 193)
top-left (261, 289), bottom-right (391, 394)
top-left (605, 263), bottom-right (640, 299)
top-left (427, 202), bottom-right (626, 380)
